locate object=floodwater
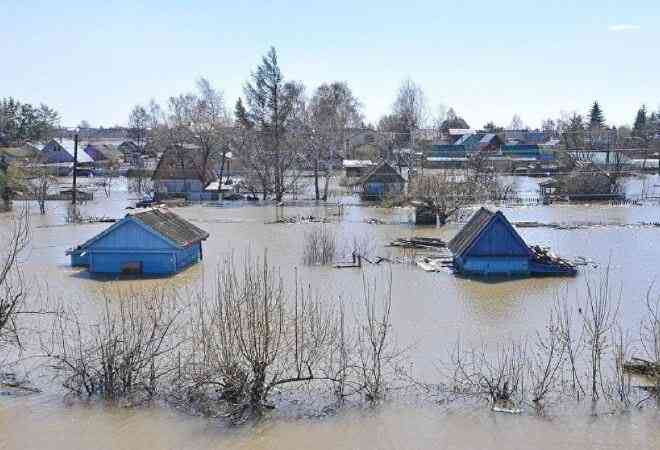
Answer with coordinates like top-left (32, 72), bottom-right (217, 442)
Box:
top-left (2, 175), bottom-right (660, 449)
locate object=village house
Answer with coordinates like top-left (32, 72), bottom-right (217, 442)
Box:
top-left (67, 209), bottom-right (209, 276)
top-left (351, 161), bottom-right (405, 200)
top-left (152, 146), bottom-right (219, 201)
top-left (40, 139), bottom-right (74, 163)
top-left (448, 207), bottom-right (576, 277)
top-left (83, 143), bottom-right (123, 163)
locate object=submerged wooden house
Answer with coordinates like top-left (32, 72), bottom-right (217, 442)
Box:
top-left (351, 161), bottom-right (405, 200)
top-left (152, 147), bottom-right (218, 201)
top-left (448, 207), bottom-right (576, 277)
top-left (67, 209), bottom-right (209, 276)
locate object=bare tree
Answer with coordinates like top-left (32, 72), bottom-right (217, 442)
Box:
top-left (582, 270), bottom-right (620, 403)
top-left (450, 338), bottom-right (528, 411)
top-left (302, 225), bottom-right (336, 265)
top-left (305, 82), bottom-right (363, 200)
top-left (0, 206), bottom-right (30, 358)
top-left (44, 289), bottom-right (184, 402)
top-left (509, 114), bottom-right (525, 130)
top-left (527, 310), bottom-right (566, 414)
top-left (610, 327), bottom-right (633, 409)
top-left (354, 270), bottom-right (398, 402)
top-left (554, 292), bottom-right (586, 400)
top-left (639, 292), bottom-right (660, 405)
top-left (409, 170), bottom-right (480, 226)
top-left (128, 105), bottom-right (150, 151)
top-left (182, 254), bottom-right (339, 420)
top-left (392, 78), bottom-right (428, 144)
top-left (163, 78), bottom-right (232, 190)
top-left (26, 166), bottom-right (54, 214)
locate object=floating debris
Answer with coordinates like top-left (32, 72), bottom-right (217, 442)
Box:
top-left (623, 358), bottom-right (660, 377)
top-left (0, 372), bottom-right (40, 396)
top-left (528, 245), bottom-right (577, 275)
top-left (267, 215), bottom-right (332, 224)
top-left (515, 221), bottom-right (660, 230)
top-left (388, 237), bottom-right (446, 250)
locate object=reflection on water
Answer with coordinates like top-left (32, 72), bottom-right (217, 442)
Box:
top-left (3, 177), bottom-right (660, 448)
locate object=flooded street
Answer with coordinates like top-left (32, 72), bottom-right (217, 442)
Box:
top-left (2, 177), bottom-right (660, 449)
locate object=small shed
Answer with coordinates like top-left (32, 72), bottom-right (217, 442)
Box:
top-left (351, 161), bottom-right (405, 200)
top-left (448, 207), bottom-right (576, 277)
top-left (343, 160), bottom-right (375, 177)
top-left (67, 209), bottom-right (209, 276)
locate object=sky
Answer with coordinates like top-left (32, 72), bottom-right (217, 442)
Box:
top-left (2, 1), bottom-right (658, 129)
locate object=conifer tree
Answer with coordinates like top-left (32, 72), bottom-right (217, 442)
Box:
top-left (234, 98), bottom-right (252, 129)
top-left (588, 101), bottom-right (605, 128)
top-left (632, 105), bottom-right (647, 138)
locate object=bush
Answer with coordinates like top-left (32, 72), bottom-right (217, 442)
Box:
top-left (302, 225), bottom-right (336, 265)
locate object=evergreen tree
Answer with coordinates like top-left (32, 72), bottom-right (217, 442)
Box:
top-left (234, 97), bottom-right (252, 129)
top-left (588, 101), bottom-right (605, 128)
top-left (483, 121), bottom-right (503, 132)
top-left (243, 46), bottom-right (305, 201)
top-left (632, 104), bottom-right (647, 138)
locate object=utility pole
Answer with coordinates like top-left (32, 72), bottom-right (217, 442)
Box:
top-left (72, 130), bottom-right (79, 206)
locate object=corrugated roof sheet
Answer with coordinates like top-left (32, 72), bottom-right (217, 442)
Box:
top-left (74, 209), bottom-right (209, 252)
top-left (132, 209), bottom-right (209, 247)
top-left (448, 207), bottom-right (495, 257)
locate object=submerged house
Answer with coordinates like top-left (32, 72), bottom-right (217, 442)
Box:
top-left (351, 161), bottom-right (405, 200)
top-left (152, 147), bottom-right (218, 201)
top-left (40, 139), bottom-right (75, 163)
top-left (67, 209), bottom-right (209, 275)
top-left (448, 207), bottom-right (576, 277)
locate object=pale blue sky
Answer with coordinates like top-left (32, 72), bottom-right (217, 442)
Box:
top-left (2, 1), bottom-right (658, 129)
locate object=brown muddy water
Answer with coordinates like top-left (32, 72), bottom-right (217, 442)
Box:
top-left (2, 176), bottom-right (660, 449)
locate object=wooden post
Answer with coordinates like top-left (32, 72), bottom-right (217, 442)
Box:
top-left (72, 132), bottom-right (79, 206)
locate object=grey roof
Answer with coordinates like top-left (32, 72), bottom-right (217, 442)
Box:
top-left (132, 209), bottom-right (209, 247)
top-left (74, 209), bottom-right (208, 252)
top-left (448, 207), bottom-right (495, 257)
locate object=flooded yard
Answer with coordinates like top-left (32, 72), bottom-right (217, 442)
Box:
top-left (2, 177), bottom-right (660, 449)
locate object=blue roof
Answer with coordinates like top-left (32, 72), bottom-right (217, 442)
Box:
top-left (525, 131), bottom-right (546, 145)
top-left (431, 144), bottom-right (467, 158)
top-left (502, 144), bottom-right (541, 157)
